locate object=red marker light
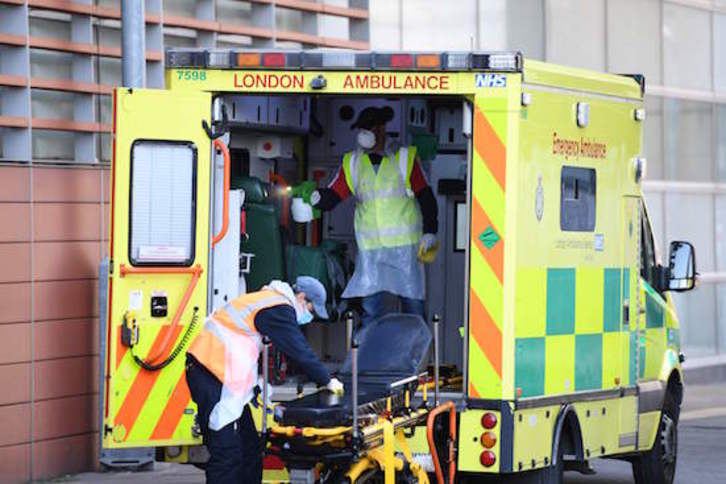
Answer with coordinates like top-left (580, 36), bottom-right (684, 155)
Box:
top-left (391, 54), bottom-right (414, 68)
top-left (263, 141), bottom-right (272, 151)
top-left (263, 53), bottom-right (286, 67)
top-left (481, 412), bottom-right (497, 429)
top-left (480, 450), bottom-right (496, 467)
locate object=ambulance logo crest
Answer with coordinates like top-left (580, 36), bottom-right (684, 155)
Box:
top-left (475, 74), bottom-right (507, 88)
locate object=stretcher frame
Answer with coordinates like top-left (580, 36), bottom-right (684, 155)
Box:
top-left (263, 314), bottom-right (456, 484)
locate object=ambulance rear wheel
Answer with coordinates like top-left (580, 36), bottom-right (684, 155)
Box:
top-left (631, 390), bottom-right (678, 484)
top-left (536, 433), bottom-right (565, 484)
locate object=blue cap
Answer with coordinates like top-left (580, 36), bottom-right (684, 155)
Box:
top-left (294, 276), bottom-right (329, 320)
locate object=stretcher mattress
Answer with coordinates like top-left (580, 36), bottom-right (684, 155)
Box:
top-left (275, 314), bottom-right (431, 427)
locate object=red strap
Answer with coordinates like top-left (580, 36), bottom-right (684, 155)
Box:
top-left (240, 210), bottom-right (246, 235)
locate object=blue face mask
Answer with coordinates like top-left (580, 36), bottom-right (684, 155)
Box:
top-left (297, 308), bottom-right (314, 326)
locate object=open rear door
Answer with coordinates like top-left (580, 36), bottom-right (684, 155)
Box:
top-left (103, 88), bottom-right (211, 448)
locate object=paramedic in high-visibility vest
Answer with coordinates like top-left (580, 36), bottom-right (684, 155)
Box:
top-left (311, 106), bottom-right (439, 326)
top-left (185, 276), bottom-right (343, 484)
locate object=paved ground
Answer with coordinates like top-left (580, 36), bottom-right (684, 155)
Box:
top-left (58, 383), bottom-right (726, 483)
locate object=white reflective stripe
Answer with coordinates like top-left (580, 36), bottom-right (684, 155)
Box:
top-left (356, 223), bottom-right (422, 241)
top-left (205, 317), bottom-right (234, 344)
top-left (357, 186), bottom-right (408, 203)
top-left (206, 316), bottom-right (263, 354)
top-left (223, 295), bottom-right (288, 334)
top-left (204, 317), bottom-right (261, 431)
top-left (398, 147), bottom-right (408, 184)
top-left (349, 150), bottom-right (360, 194)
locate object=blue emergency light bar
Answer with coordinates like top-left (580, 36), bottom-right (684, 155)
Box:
top-left (165, 49), bottom-right (523, 72)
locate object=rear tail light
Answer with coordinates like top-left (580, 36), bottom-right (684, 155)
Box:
top-left (480, 431), bottom-right (497, 449)
top-left (481, 412), bottom-right (497, 429)
top-left (480, 450), bottom-right (496, 467)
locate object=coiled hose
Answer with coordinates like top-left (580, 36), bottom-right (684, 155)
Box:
top-left (132, 308), bottom-right (199, 371)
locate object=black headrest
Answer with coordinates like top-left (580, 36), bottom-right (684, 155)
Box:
top-left (340, 313), bottom-right (431, 377)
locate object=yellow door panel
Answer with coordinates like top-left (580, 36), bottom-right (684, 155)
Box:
top-left (103, 88), bottom-right (212, 448)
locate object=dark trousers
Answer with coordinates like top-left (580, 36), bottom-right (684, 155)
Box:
top-left (360, 291), bottom-right (426, 327)
top-left (185, 355), bottom-right (262, 484)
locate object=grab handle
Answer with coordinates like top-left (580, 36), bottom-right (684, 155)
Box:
top-left (211, 138), bottom-right (230, 247)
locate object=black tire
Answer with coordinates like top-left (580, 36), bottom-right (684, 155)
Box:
top-left (632, 390), bottom-right (679, 484)
top-left (497, 441), bottom-right (563, 484)
top-left (540, 437), bottom-right (565, 484)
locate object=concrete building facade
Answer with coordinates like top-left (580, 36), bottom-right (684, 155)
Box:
top-left (370, 0), bottom-right (726, 365)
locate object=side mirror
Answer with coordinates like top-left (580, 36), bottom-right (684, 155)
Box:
top-left (667, 241), bottom-right (697, 292)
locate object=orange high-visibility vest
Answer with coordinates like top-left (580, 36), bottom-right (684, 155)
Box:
top-left (188, 290), bottom-right (290, 430)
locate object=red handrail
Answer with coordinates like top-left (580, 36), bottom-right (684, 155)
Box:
top-left (427, 401), bottom-right (457, 484)
top-left (212, 138), bottom-right (230, 247)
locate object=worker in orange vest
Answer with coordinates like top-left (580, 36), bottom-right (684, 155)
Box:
top-left (186, 276), bottom-right (343, 483)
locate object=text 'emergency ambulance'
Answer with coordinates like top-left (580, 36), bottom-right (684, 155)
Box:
top-left (552, 132), bottom-right (607, 160)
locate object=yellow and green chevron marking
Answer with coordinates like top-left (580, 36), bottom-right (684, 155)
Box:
top-left (513, 267), bottom-right (633, 398)
top-left (468, 96), bottom-right (507, 400)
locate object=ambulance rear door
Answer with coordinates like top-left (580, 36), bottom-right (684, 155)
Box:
top-left (103, 88), bottom-right (212, 448)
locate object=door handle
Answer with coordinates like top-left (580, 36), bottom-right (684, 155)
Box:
top-left (623, 300), bottom-right (629, 325)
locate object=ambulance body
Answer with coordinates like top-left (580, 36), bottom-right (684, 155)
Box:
top-left (101, 50), bottom-right (696, 482)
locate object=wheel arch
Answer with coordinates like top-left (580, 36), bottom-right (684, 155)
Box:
top-left (551, 404), bottom-right (585, 465)
top-left (666, 369), bottom-right (683, 407)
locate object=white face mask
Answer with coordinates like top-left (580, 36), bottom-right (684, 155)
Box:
top-left (356, 129), bottom-right (376, 150)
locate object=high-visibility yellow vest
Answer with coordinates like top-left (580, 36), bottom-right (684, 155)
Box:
top-left (342, 146), bottom-right (422, 250)
top-left (187, 290), bottom-right (289, 430)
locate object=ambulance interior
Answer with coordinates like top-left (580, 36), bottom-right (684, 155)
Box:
top-left (210, 93), bottom-right (470, 398)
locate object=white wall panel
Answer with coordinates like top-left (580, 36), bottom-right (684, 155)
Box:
top-left (663, 3), bottom-right (712, 91)
top-left (663, 99), bottom-right (713, 182)
top-left (401, 0), bottom-right (478, 50)
top-left (715, 14), bottom-right (726, 92)
top-left (479, 0), bottom-right (507, 51)
top-left (606, 0), bottom-right (661, 83)
top-left (664, 192), bottom-right (714, 272)
top-left (369, 0), bottom-right (401, 49)
top-left (546, 0), bottom-right (605, 70)
top-left (673, 284), bottom-right (717, 358)
top-left (505, 0), bottom-right (544, 59)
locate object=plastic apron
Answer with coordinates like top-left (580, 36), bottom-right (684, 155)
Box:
top-left (341, 147), bottom-right (424, 300)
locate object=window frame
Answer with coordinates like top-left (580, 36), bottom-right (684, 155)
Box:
top-left (127, 139), bottom-right (198, 267)
top-left (559, 165), bottom-right (597, 232)
top-left (640, 202), bottom-right (658, 289)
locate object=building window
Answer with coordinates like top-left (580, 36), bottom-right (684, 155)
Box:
top-left (129, 140), bottom-right (197, 266)
top-left (560, 166), bottom-right (596, 232)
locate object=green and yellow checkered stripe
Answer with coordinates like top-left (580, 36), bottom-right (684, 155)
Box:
top-left (514, 267), bottom-right (634, 398)
top-left (467, 95), bottom-right (507, 400)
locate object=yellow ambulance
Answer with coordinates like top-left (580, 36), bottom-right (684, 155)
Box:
top-left (100, 49), bottom-right (697, 483)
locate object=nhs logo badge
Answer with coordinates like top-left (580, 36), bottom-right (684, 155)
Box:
top-left (475, 74), bottom-right (506, 88)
